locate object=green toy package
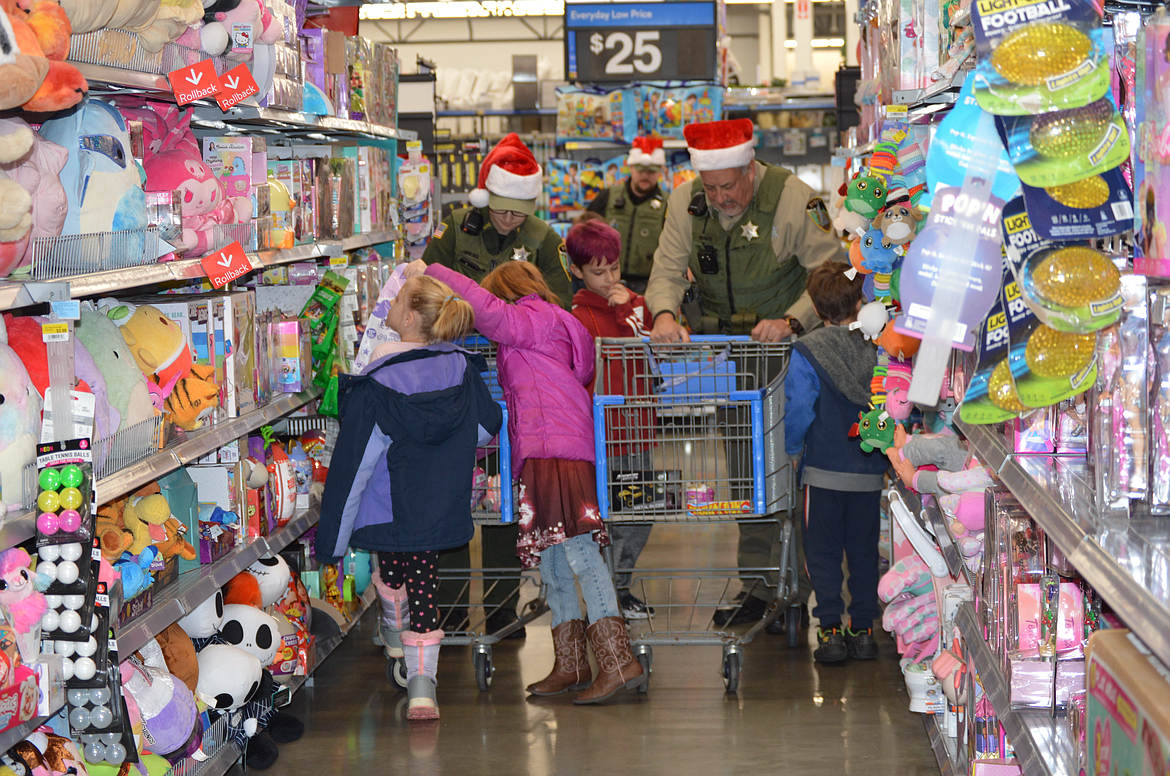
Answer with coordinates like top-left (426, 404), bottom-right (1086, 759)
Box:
top-left (959, 295), bottom-right (1026, 425)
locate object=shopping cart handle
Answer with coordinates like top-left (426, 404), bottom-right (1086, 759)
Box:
top-left (594, 395), bottom-right (626, 406)
top-left (635, 335), bottom-right (754, 343)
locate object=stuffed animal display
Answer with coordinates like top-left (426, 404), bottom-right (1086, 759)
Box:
top-left (0, 1), bottom-right (88, 114)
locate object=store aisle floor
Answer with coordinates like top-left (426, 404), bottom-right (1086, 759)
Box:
top-left (244, 525), bottom-right (939, 776)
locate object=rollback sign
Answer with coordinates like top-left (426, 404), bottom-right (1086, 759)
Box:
top-left (167, 59), bottom-right (222, 106)
top-left (200, 241), bottom-right (252, 289)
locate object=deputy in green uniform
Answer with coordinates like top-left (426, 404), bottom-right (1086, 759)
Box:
top-left (424, 133), bottom-right (572, 309)
top-left (586, 136), bottom-right (668, 293)
top-left (646, 118), bottom-right (846, 632)
top-left (422, 134), bottom-right (569, 637)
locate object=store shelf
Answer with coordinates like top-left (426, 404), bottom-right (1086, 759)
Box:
top-left (115, 506), bottom-right (320, 658)
top-left (834, 140), bottom-right (877, 159)
top-left (958, 419), bottom-right (1170, 671)
top-left (192, 738), bottom-right (242, 776)
top-left (0, 708), bottom-right (64, 756)
top-left (193, 106), bottom-right (417, 142)
top-left (922, 713), bottom-right (961, 776)
top-left (894, 481), bottom-right (972, 583)
top-left (96, 389), bottom-right (320, 505)
top-left (436, 108), bottom-right (555, 117)
top-left (0, 509), bottom-right (35, 550)
top-left (724, 99), bottom-right (837, 112)
top-left (284, 584), bottom-right (377, 698)
top-left (0, 230), bottom-right (399, 312)
top-left (956, 601), bottom-right (1078, 776)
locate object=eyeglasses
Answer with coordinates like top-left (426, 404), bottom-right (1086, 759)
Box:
top-left (489, 208), bottom-right (527, 219)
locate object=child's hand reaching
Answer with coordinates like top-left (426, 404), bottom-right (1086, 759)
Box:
top-left (607, 284), bottom-right (631, 307)
top-left (401, 259), bottom-right (429, 278)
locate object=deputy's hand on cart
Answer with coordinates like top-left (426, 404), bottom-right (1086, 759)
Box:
top-left (650, 312), bottom-right (690, 343)
top-left (401, 259), bottom-right (429, 278)
top-left (751, 318), bottom-right (792, 343)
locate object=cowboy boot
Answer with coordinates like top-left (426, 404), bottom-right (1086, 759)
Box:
top-left (402, 629), bottom-right (444, 720)
top-left (526, 620), bottom-right (592, 696)
top-left (574, 616), bottom-right (646, 704)
top-left (372, 574), bottom-right (410, 659)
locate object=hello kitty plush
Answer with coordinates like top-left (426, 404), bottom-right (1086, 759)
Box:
top-left (0, 548), bottom-right (46, 635)
top-left (143, 150), bottom-right (249, 256)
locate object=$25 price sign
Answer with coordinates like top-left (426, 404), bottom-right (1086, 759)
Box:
top-left (565, 1), bottom-right (716, 83)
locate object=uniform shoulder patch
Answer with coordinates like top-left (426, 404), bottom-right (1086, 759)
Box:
top-left (433, 223), bottom-right (447, 239)
top-left (806, 198), bottom-right (832, 233)
top-left (557, 242), bottom-right (571, 275)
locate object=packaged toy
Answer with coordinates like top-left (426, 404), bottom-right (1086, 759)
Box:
top-left (556, 86), bottom-right (637, 144)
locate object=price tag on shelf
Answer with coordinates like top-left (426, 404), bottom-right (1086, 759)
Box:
top-left (329, 256), bottom-right (349, 269)
top-left (49, 300), bottom-right (80, 320)
top-left (885, 104), bottom-right (908, 117)
top-left (200, 241), bottom-right (252, 289)
top-left (215, 62), bottom-right (260, 111)
top-left (168, 59), bottom-right (222, 106)
top-left (41, 322), bottom-right (69, 343)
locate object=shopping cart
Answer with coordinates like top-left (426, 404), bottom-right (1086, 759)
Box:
top-left (593, 336), bottom-right (799, 693)
top-left (384, 336), bottom-right (548, 693)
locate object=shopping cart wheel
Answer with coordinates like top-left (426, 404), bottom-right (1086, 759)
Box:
top-left (722, 652), bottom-right (741, 693)
top-left (786, 605), bottom-right (801, 649)
top-left (386, 658), bottom-right (407, 691)
top-left (474, 646), bottom-right (493, 691)
top-left (635, 648), bottom-right (652, 694)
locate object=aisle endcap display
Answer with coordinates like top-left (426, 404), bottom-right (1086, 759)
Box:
top-left (956, 418), bottom-right (1170, 675)
top-left (95, 388), bottom-right (320, 506)
top-left (956, 602), bottom-right (1079, 776)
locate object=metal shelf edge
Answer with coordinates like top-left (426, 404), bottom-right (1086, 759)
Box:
top-left (0, 510), bottom-right (36, 549)
top-left (96, 389), bottom-right (320, 505)
top-left (922, 713), bottom-right (960, 776)
top-left (958, 419), bottom-right (1170, 670)
top-left (956, 602), bottom-right (1077, 776)
top-left (284, 585), bottom-right (375, 698)
top-left (0, 708), bottom-right (62, 755)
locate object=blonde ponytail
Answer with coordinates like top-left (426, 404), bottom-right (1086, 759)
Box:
top-left (404, 275), bottom-right (476, 343)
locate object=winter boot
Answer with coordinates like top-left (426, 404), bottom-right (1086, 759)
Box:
top-left (573, 616), bottom-right (646, 704)
top-left (402, 629), bottom-right (444, 720)
top-left (526, 620), bottom-right (591, 696)
top-left (373, 574), bottom-right (410, 659)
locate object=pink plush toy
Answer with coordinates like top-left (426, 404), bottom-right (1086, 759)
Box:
top-left (143, 152), bottom-right (239, 256)
top-left (0, 118), bottom-right (68, 277)
top-left (0, 548), bottom-right (47, 635)
top-left (883, 358), bottom-right (914, 421)
top-left (179, 0), bottom-right (282, 59)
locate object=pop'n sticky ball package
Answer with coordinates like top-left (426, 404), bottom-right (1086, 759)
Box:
top-left (972, 0), bottom-right (1110, 115)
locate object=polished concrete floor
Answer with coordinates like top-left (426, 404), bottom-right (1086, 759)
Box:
top-left (243, 524), bottom-right (939, 776)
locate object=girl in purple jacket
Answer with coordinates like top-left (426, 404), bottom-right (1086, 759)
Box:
top-left (404, 258), bottom-right (647, 704)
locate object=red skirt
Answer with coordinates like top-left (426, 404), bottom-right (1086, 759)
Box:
top-left (515, 458), bottom-right (610, 570)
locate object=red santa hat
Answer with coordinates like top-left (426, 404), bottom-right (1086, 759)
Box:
top-left (683, 119), bottom-right (756, 172)
top-left (468, 133), bottom-right (543, 212)
top-left (627, 137), bottom-right (666, 167)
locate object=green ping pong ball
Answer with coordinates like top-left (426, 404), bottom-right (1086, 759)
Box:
top-left (59, 465), bottom-right (83, 489)
top-left (38, 468), bottom-right (60, 491)
top-left (37, 490), bottom-right (60, 513)
top-left (59, 487), bottom-right (82, 511)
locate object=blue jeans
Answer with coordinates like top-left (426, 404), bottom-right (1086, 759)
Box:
top-left (539, 533), bottom-right (621, 627)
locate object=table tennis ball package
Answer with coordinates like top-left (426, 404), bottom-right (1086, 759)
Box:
top-left (971, 0), bottom-right (1110, 115)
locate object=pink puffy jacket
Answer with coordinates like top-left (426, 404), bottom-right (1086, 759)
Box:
top-left (426, 264), bottom-right (596, 476)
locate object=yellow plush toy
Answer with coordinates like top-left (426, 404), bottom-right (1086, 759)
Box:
top-left (124, 483), bottom-right (197, 559)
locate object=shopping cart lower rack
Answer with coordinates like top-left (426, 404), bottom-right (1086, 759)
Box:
top-left (593, 337), bottom-right (799, 692)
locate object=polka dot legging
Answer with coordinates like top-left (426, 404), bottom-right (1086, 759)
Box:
top-left (379, 551), bottom-right (441, 633)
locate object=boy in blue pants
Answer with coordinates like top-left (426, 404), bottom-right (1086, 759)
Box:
top-left (784, 262), bottom-right (889, 664)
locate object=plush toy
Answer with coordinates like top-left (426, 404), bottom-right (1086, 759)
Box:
top-left (155, 622), bottom-right (199, 694)
top-left (857, 227), bottom-right (900, 274)
top-left (142, 150), bottom-right (247, 256)
top-left (874, 199), bottom-right (922, 246)
top-left (13, 731), bottom-right (89, 776)
top-left (874, 320), bottom-right (921, 359)
top-left (832, 175), bottom-right (887, 236)
top-left (197, 0), bottom-right (281, 59)
top-left (246, 555), bottom-right (291, 608)
top-left (220, 604), bottom-right (279, 664)
top-left (0, 121), bottom-right (34, 271)
top-left (123, 483), bottom-right (197, 561)
top-left (177, 589), bottom-right (224, 640)
top-left (0, 548), bottom-right (46, 634)
top-left (121, 639), bottom-right (199, 759)
top-left (163, 367), bottom-right (219, 430)
top-left (56, 0), bottom-right (118, 33)
top-left (193, 643), bottom-right (263, 715)
top-left (73, 336), bottom-right (119, 446)
top-left (135, 0), bottom-right (204, 52)
top-left (2, 1), bottom-right (87, 114)
top-left (849, 300), bottom-right (888, 341)
top-left (0, 12), bottom-right (49, 112)
top-left (883, 357), bottom-right (914, 421)
top-left (96, 500), bottom-right (134, 563)
top-left (74, 306), bottom-right (155, 433)
top-left (115, 547), bottom-right (157, 599)
top-left (851, 407), bottom-right (898, 454)
top-left (0, 316), bottom-right (41, 511)
top-left (887, 426), bottom-right (994, 497)
top-left (0, 117), bottom-right (67, 277)
top-left (40, 98), bottom-right (147, 239)
top-left (106, 0), bottom-right (163, 31)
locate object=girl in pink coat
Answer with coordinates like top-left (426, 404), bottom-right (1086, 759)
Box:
top-left (404, 259), bottom-right (646, 704)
